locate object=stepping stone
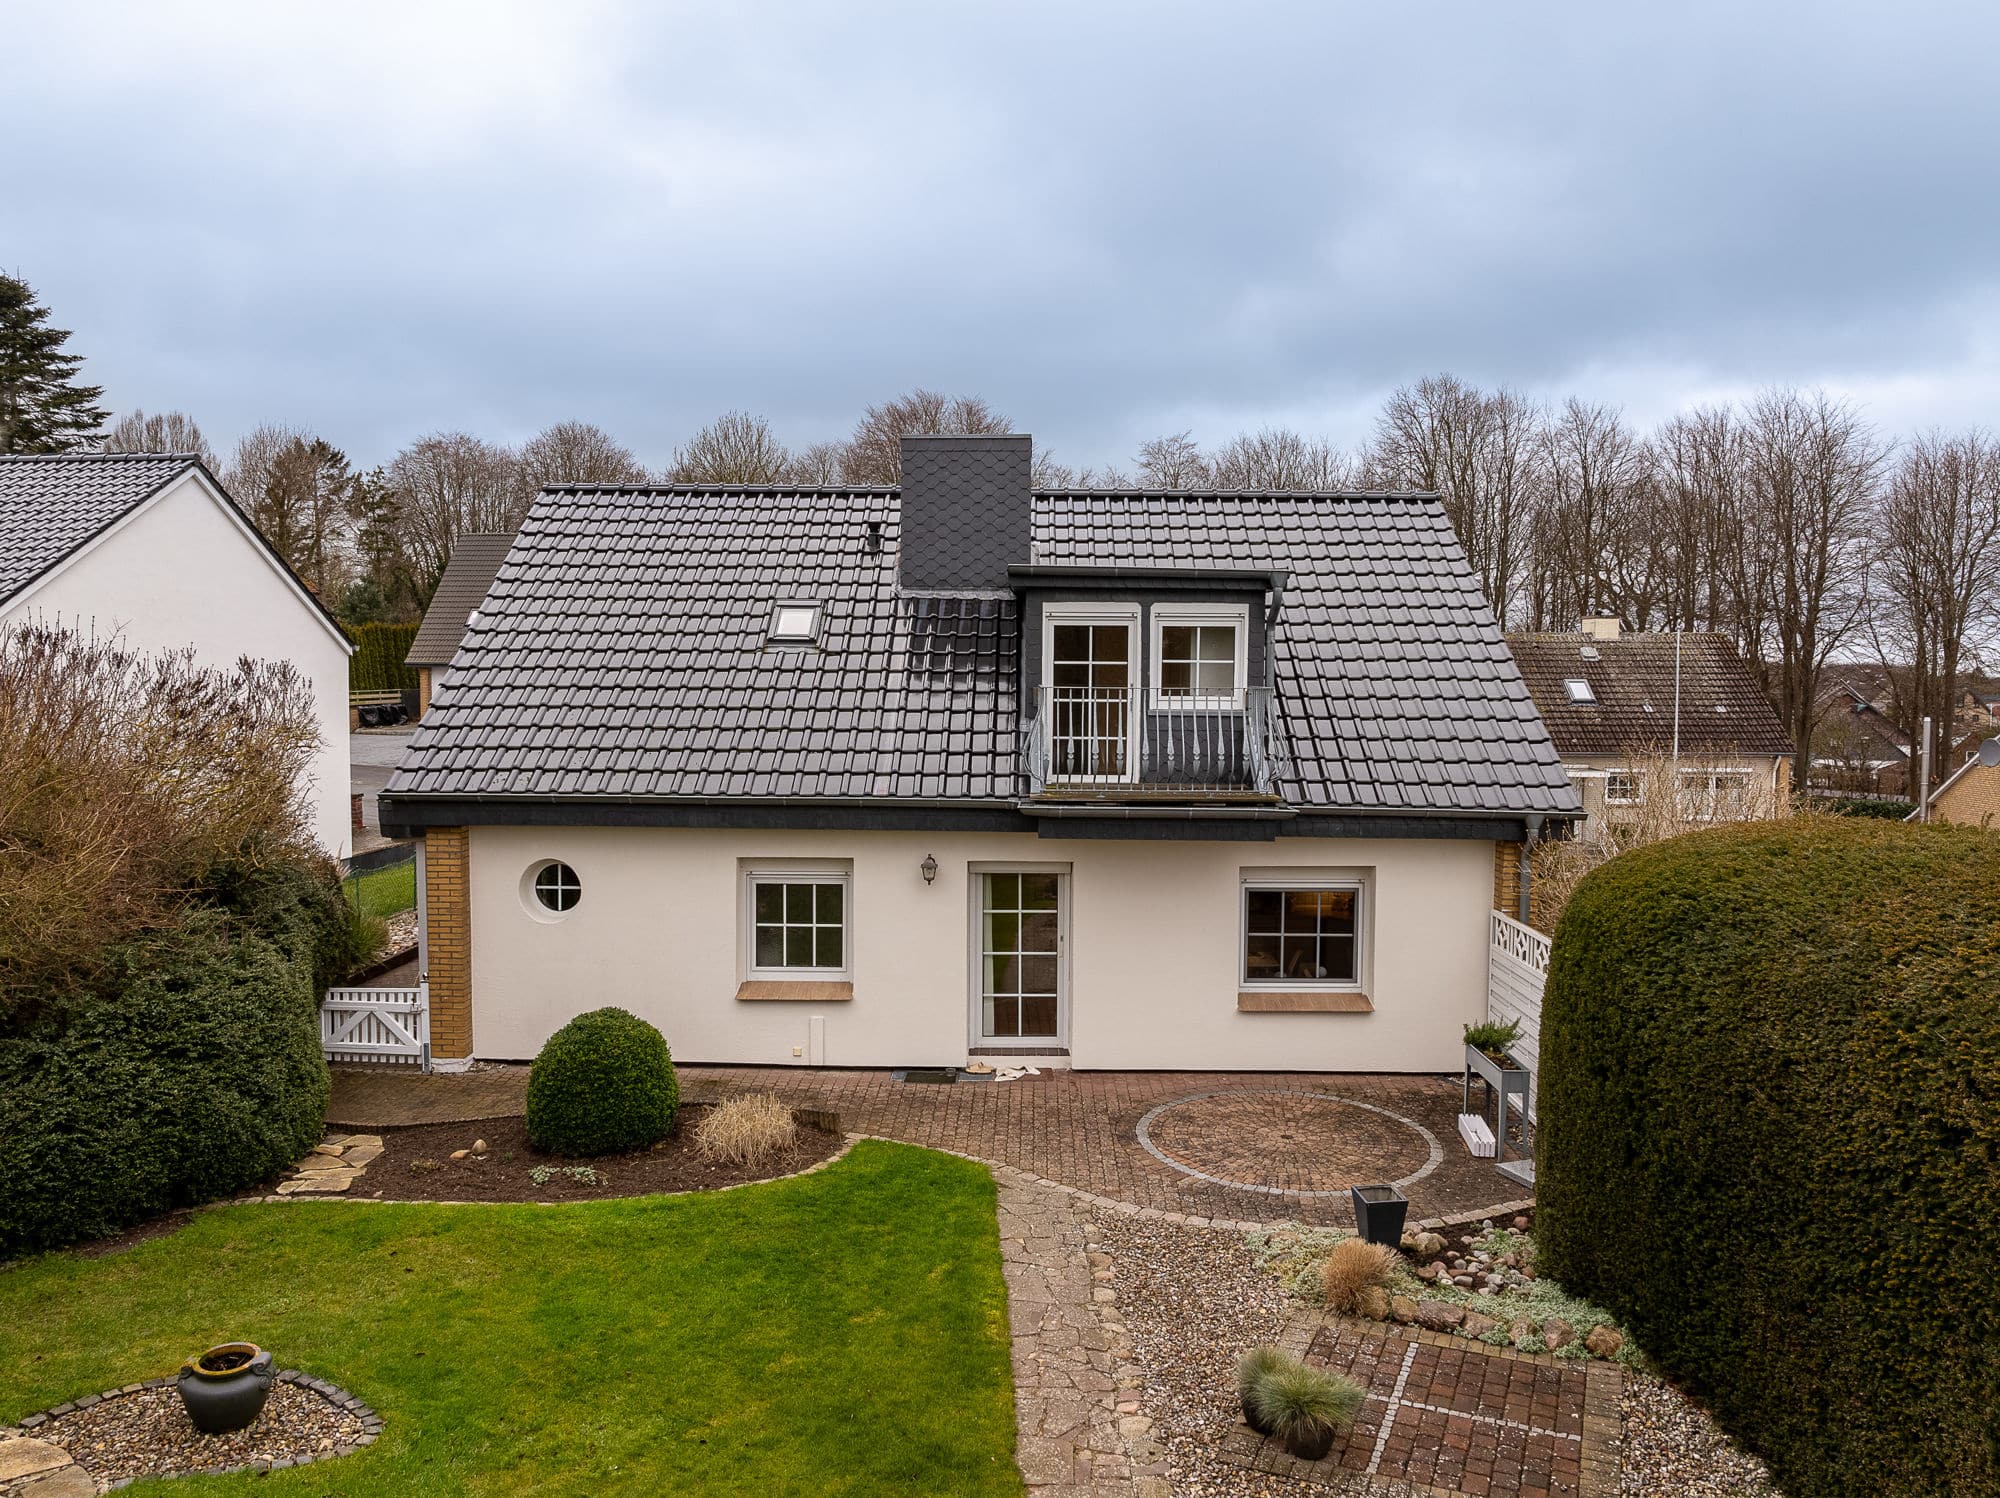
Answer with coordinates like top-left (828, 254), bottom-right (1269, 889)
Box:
top-left (0, 1439), bottom-right (71, 1481)
top-left (311, 1143), bottom-right (346, 1157)
top-left (344, 1135), bottom-right (383, 1149)
top-left (279, 1174), bottom-right (355, 1194)
top-left (341, 1142), bottom-right (383, 1167)
top-left (19, 1466), bottom-right (94, 1497)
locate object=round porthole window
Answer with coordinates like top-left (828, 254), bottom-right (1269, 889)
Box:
top-left (529, 860), bottom-right (581, 914)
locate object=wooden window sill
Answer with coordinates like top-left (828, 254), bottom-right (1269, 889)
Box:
top-left (735, 981), bottom-right (853, 1002)
top-left (1237, 990), bottom-right (1373, 1013)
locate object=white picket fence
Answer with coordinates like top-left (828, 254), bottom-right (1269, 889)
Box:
top-left (321, 986), bottom-right (430, 1068)
top-left (1487, 910), bottom-right (1551, 1119)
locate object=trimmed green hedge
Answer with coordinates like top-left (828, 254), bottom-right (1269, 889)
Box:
top-left (1538, 819), bottom-right (2000, 1496)
top-left (348, 621), bottom-right (419, 692)
top-left (0, 858), bottom-right (362, 1260)
top-left (1823, 796), bottom-right (1917, 820)
top-left (527, 1008), bottom-right (679, 1156)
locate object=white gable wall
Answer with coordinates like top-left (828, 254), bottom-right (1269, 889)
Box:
top-left (1, 472), bottom-right (352, 856)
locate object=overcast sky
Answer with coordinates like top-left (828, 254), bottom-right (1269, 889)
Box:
top-left (7, 1), bottom-right (1999, 474)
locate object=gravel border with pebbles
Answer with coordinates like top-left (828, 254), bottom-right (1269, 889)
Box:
top-left (14, 1371), bottom-right (376, 1489)
top-left (1618, 1373), bottom-right (1777, 1496)
top-left (1089, 1205), bottom-right (1781, 1497)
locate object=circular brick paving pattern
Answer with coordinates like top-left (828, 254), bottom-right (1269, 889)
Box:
top-left (1135, 1089), bottom-right (1443, 1197)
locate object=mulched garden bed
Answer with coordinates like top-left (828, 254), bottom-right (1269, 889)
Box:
top-left (357, 1108), bottom-right (845, 1202)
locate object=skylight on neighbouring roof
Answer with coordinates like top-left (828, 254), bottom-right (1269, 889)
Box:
top-left (1563, 678), bottom-right (1596, 703)
top-left (770, 603), bottom-right (820, 643)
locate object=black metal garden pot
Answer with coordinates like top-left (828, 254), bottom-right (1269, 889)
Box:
top-left (1350, 1183), bottom-right (1409, 1248)
top-left (177, 1343), bottom-right (276, 1434)
top-left (1283, 1421), bottom-right (1337, 1461)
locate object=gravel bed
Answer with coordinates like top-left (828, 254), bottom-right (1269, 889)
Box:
top-left (1620, 1373), bottom-right (1779, 1496)
top-left (37, 1383), bottom-right (365, 1486)
top-left (1089, 1209), bottom-right (1423, 1496)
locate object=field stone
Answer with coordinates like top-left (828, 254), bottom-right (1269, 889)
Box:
top-left (1543, 1318), bottom-right (1575, 1350)
top-left (310, 1144), bottom-right (344, 1158)
top-left (0, 1439), bottom-right (71, 1481)
top-left (1460, 1311), bottom-right (1499, 1338)
top-left (1415, 1300), bottom-right (1465, 1331)
top-left (21, 1468), bottom-right (96, 1497)
top-left (1584, 1323), bottom-right (1625, 1358)
top-left (1389, 1295), bottom-right (1419, 1323)
top-left (1353, 1286), bottom-right (1391, 1321)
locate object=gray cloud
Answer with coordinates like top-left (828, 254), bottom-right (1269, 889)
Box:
top-left (6, 0), bottom-right (1997, 472)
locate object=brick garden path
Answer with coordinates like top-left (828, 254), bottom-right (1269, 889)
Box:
top-left (330, 1065), bottom-right (1529, 1227)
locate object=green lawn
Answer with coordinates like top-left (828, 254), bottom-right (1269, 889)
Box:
top-left (1, 1142), bottom-right (1021, 1497)
top-left (344, 858), bottom-right (416, 920)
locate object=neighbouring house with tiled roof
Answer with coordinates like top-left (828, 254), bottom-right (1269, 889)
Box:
top-left (1813, 679), bottom-right (1913, 796)
top-left (404, 531), bottom-right (514, 720)
top-left (1919, 736), bottom-right (2000, 828)
top-left (1506, 619), bottom-right (1793, 832)
top-left (0, 452), bottom-right (354, 856)
top-left (380, 435), bottom-right (1580, 1072)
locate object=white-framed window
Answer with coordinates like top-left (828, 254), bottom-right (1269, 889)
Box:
top-left (520, 858), bottom-right (582, 921)
top-left (1240, 877), bottom-right (1364, 988)
top-left (742, 865), bottom-right (851, 977)
top-left (1563, 678), bottom-right (1596, 703)
top-left (1679, 769), bottom-right (1754, 822)
top-left (1150, 603), bottom-right (1249, 709)
top-left (1042, 603), bottom-right (1140, 782)
top-left (1604, 770), bottom-right (1642, 804)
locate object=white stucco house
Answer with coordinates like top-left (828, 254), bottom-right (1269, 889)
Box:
top-left (380, 435), bottom-right (1581, 1072)
top-left (0, 453), bottom-right (354, 856)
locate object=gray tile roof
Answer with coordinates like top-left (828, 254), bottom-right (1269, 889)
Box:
top-left (406, 532), bottom-right (515, 666)
top-left (1508, 632), bottom-right (1793, 758)
top-left (0, 453), bottom-right (198, 601)
top-left (387, 485), bottom-right (1579, 817)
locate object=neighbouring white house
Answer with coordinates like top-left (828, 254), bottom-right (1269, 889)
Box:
top-left (1507, 619), bottom-right (1794, 833)
top-left (379, 435), bottom-right (1581, 1072)
top-left (0, 453), bottom-right (354, 856)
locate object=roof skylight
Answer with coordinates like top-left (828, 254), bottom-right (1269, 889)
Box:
top-left (1563, 678), bottom-right (1596, 703)
top-left (770, 603), bottom-right (821, 644)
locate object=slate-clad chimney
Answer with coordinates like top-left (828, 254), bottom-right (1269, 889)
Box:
top-left (897, 433), bottom-right (1033, 594)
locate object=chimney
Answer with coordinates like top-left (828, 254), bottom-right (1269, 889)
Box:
top-left (896, 433), bottom-right (1032, 594)
top-left (1578, 614), bottom-right (1622, 642)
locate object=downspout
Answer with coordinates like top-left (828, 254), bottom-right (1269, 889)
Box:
top-left (1518, 815), bottom-right (1544, 926)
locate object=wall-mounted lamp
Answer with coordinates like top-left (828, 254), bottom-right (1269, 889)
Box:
top-left (920, 854), bottom-right (939, 885)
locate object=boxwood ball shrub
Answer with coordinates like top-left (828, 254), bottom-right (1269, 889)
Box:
top-left (1537, 818), bottom-right (2000, 1497)
top-left (526, 1007), bottom-right (679, 1156)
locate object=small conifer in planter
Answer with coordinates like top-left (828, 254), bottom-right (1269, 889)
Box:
top-left (1463, 1017), bottom-right (1525, 1067)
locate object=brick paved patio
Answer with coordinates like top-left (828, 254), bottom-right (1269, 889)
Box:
top-left (329, 1064), bottom-right (1530, 1225)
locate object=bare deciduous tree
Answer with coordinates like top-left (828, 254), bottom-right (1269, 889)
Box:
top-left (225, 425), bottom-right (357, 598)
top-left (1529, 398), bottom-right (1650, 630)
top-left (517, 421), bottom-right (647, 492)
top-left (1207, 428), bottom-right (1355, 491)
top-left (1743, 388), bottom-right (1888, 772)
top-left (668, 411), bottom-right (794, 485)
top-left (1135, 431), bottom-right (1211, 489)
top-left (789, 440), bottom-right (848, 485)
top-left (840, 390), bottom-right (1011, 484)
top-left (1372, 377), bottom-right (1543, 622)
top-left (384, 432), bottom-right (521, 597)
top-left (1869, 429), bottom-right (2000, 772)
top-left (102, 408), bottom-right (218, 468)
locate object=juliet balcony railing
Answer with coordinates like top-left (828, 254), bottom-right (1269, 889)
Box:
top-left (1021, 685), bottom-right (1289, 800)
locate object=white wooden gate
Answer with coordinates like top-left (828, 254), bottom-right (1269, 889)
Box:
top-left (322, 986), bottom-right (429, 1068)
top-left (1487, 910), bottom-right (1551, 1119)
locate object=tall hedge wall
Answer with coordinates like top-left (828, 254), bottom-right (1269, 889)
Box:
top-left (348, 621), bottom-right (419, 692)
top-left (0, 859), bottom-right (362, 1260)
top-left (1538, 819), bottom-right (2000, 1496)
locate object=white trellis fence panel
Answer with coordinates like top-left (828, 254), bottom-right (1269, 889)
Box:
top-left (322, 986), bottom-right (429, 1068)
top-left (1487, 910), bottom-right (1551, 1120)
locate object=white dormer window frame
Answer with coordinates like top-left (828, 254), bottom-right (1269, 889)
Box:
top-left (769, 602), bottom-right (822, 646)
top-left (1149, 602), bottom-right (1250, 711)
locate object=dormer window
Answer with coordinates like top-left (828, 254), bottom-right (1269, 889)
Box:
top-left (1152, 604), bottom-right (1249, 708)
top-left (1563, 678), bottom-right (1596, 703)
top-left (769, 603), bottom-right (821, 645)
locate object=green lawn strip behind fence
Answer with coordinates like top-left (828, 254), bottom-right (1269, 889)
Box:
top-left (344, 860), bottom-right (416, 921)
top-left (0, 1141), bottom-right (1022, 1498)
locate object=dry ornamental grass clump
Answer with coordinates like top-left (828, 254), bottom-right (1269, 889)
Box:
top-left (1320, 1236), bottom-right (1398, 1312)
top-left (694, 1092), bottom-right (796, 1168)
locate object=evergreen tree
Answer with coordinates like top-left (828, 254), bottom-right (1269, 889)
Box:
top-left (0, 274), bottom-right (108, 453)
